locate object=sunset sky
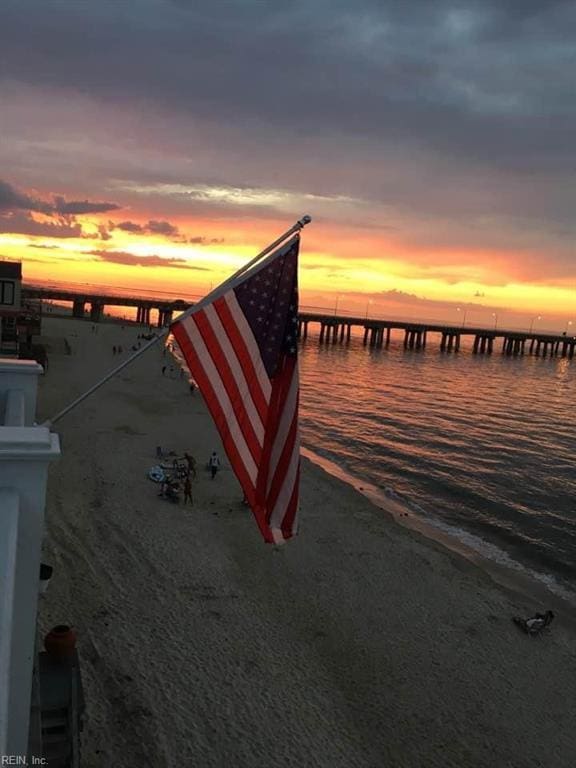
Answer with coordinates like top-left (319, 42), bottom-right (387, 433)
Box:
top-left (0, 0), bottom-right (574, 329)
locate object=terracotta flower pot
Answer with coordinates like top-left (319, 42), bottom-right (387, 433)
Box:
top-left (44, 625), bottom-right (77, 658)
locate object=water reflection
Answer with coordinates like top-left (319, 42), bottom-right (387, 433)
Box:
top-left (299, 330), bottom-right (576, 589)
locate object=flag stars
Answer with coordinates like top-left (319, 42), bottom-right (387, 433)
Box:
top-left (233, 243), bottom-right (299, 376)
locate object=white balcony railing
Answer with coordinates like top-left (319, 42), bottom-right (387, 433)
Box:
top-left (0, 488), bottom-right (19, 753)
top-left (0, 359), bottom-right (60, 759)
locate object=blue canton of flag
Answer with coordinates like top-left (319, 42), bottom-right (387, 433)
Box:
top-left (234, 241), bottom-right (299, 374)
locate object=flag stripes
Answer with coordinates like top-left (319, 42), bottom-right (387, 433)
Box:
top-left (173, 318), bottom-right (259, 486)
top-left (193, 307), bottom-right (264, 458)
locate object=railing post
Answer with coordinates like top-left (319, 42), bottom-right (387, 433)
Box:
top-left (0, 359), bottom-right (61, 759)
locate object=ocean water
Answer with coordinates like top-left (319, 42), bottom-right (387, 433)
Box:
top-left (298, 330), bottom-right (576, 601)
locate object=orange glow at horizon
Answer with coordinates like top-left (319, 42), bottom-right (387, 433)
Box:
top-left (1, 211), bottom-right (574, 324)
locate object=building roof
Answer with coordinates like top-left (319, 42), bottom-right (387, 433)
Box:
top-left (0, 261), bottom-right (22, 279)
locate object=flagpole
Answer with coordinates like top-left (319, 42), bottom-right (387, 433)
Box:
top-left (42, 215), bottom-right (312, 427)
top-left (174, 214), bottom-right (311, 325)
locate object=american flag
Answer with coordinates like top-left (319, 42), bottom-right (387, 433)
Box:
top-left (171, 235), bottom-right (301, 543)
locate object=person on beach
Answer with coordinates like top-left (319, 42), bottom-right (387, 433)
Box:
top-left (162, 365), bottom-right (167, 376)
top-left (183, 475), bottom-right (193, 506)
top-left (118, 345), bottom-right (123, 354)
top-left (209, 451), bottom-right (221, 479)
top-left (113, 345), bottom-right (117, 355)
top-left (189, 381), bottom-right (196, 395)
top-left (184, 452), bottom-right (197, 478)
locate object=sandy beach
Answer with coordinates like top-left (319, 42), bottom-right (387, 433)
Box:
top-left (37, 315), bottom-right (576, 768)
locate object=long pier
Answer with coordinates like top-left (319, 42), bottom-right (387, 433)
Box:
top-left (22, 284), bottom-right (190, 327)
top-left (22, 285), bottom-right (575, 358)
top-left (297, 313), bottom-right (576, 358)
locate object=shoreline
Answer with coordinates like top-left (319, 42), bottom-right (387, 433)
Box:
top-left (35, 315), bottom-right (576, 768)
top-left (301, 446), bottom-right (576, 624)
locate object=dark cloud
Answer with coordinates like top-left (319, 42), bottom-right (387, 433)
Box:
top-left (0, 211), bottom-right (83, 238)
top-left (0, 178), bottom-right (120, 219)
top-left (107, 218), bottom-right (222, 244)
top-left (115, 220), bottom-right (143, 233)
top-left (89, 249), bottom-right (209, 270)
top-left (54, 195), bottom-right (119, 215)
top-left (110, 219), bottom-right (181, 238)
top-left (0, 179), bottom-right (52, 214)
top-left (189, 236), bottom-right (225, 245)
top-left (1, 0), bottom-right (575, 174)
top-left (146, 219), bottom-right (179, 237)
top-left (0, 178), bottom-right (119, 238)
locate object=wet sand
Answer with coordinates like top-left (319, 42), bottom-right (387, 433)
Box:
top-left (37, 315), bottom-right (576, 768)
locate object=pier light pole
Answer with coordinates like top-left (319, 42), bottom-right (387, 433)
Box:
top-left (334, 293), bottom-right (342, 316)
top-left (529, 315), bottom-right (542, 333)
top-left (457, 307), bottom-right (467, 327)
top-left (564, 320), bottom-right (573, 334)
top-left (365, 298), bottom-right (373, 320)
top-left (492, 312), bottom-right (498, 330)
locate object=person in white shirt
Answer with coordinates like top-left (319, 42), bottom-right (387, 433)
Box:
top-left (209, 451), bottom-right (221, 479)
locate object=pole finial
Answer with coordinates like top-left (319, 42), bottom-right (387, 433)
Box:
top-left (297, 215), bottom-right (312, 228)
